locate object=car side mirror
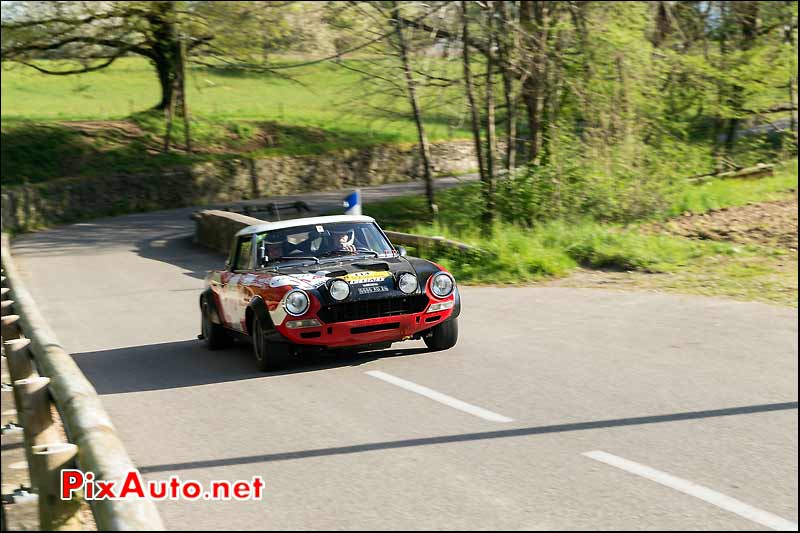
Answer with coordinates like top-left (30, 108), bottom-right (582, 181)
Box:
top-left (397, 246), bottom-right (408, 257)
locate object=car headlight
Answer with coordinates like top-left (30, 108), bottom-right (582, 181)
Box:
top-left (329, 279), bottom-right (350, 301)
top-left (430, 272), bottom-right (454, 298)
top-left (284, 289), bottom-right (310, 316)
top-left (398, 272), bottom-right (418, 294)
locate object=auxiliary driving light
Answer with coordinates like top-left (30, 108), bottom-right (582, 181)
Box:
top-left (329, 279), bottom-right (350, 301)
top-left (398, 273), bottom-right (418, 294)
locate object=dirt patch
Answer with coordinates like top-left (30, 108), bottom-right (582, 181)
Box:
top-left (548, 197), bottom-right (799, 306)
top-left (647, 194), bottom-right (798, 251)
top-left (544, 252), bottom-right (798, 307)
top-left (57, 120), bottom-right (145, 139)
top-left (55, 119), bottom-right (343, 155)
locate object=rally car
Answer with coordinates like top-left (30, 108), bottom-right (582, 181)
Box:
top-left (199, 215), bottom-right (460, 371)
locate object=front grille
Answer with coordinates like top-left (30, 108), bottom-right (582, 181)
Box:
top-left (318, 295), bottom-right (429, 324)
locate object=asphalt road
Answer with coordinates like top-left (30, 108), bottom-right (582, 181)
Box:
top-left (10, 180), bottom-right (798, 530)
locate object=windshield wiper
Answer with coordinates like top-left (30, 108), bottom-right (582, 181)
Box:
top-left (318, 249), bottom-right (379, 259)
top-left (267, 256), bottom-right (320, 270)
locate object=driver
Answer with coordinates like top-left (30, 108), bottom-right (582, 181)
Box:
top-left (331, 229), bottom-right (357, 253)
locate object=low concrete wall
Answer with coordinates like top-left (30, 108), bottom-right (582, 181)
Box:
top-left (382, 230), bottom-right (479, 254)
top-left (2, 139), bottom-right (480, 232)
top-left (193, 210), bottom-right (482, 257)
top-left (192, 210), bottom-right (265, 255)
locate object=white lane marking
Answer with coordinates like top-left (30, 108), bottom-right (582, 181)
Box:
top-left (365, 370), bottom-right (513, 423)
top-left (583, 450), bottom-right (798, 531)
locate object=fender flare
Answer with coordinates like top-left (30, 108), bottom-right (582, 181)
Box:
top-left (247, 296), bottom-right (276, 335)
top-left (444, 285), bottom-right (461, 322)
top-left (200, 289), bottom-right (223, 325)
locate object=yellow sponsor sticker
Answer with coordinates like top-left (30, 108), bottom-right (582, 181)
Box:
top-left (342, 271), bottom-right (393, 284)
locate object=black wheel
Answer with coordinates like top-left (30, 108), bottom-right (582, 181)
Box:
top-left (252, 318), bottom-right (291, 371)
top-left (201, 298), bottom-right (234, 350)
top-left (424, 317), bottom-right (459, 351)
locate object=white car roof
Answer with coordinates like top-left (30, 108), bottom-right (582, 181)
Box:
top-left (235, 215), bottom-right (377, 237)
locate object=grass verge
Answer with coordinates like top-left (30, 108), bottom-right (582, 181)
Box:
top-left (403, 220), bottom-right (751, 283)
top-left (666, 159), bottom-right (798, 217)
top-left (363, 160), bottom-right (797, 305)
top-left (364, 159), bottom-right (798, 232)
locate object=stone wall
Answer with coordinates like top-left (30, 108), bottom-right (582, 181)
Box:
top-left (1, 139), bottom-right (479, 232)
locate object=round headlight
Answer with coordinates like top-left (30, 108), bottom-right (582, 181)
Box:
top-left (398, 273), bottom-right (418, 294)
top-left (329, 279), bottom-right (350, 301)
top-left (284, 289), bottom-right (310, 316)
top-left (431, 272), bottom-right (454, 298)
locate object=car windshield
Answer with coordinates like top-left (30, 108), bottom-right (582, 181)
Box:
top-left (254, 222), bottom-right (395, 267)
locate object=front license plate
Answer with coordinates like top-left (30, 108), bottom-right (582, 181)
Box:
top-left (357, 285), bottom-right (389, 295)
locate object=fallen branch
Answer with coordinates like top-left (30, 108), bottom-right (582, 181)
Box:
top-left (686, 163), bottom-right (775, 183)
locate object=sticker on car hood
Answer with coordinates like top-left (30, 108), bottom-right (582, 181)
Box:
top-left (341, 271), bottom-right (394, 284)
top-left (268, 273), bottom-right (328, 290)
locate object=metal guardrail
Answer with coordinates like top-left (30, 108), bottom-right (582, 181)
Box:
top-left (1, 233), bottom-right (165, 531)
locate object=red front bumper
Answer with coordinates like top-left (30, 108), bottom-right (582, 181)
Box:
top-left (275, 303), bottom-right (455, 348)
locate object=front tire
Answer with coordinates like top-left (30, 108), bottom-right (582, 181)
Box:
top-left (201, 298), bottom-right (234, 350)
top-left (252, 318), bottom-right (291, 371)
top-left (424, 317), bottom-right (459, 351)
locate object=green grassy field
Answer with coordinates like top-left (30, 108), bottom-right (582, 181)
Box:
top-left (667, 159), bottom-right (799, 216)
top-left (1, 57), bottom-right (467, 137)
top-left (1, 57), bottom-right (470, 184)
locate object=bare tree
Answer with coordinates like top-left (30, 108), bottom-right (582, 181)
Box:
top-left (496, 1), bottom-right (522, 172)
top-left (460, 0), bottom-right (491, 226)
top-left (391, 0), bottom-right (436, 215)
top-left (484, 0), bottom-right (498, 216)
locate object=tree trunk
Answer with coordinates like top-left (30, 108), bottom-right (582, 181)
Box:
top-left (541, 22), bottom-right (565, 166)
top-left (497, 1), bottom-right (518, 172)
top-left (153, 53), bottom-right (175, 111)
top-left (712, 1), bottom-right (729, 166)
top-left (147, 1), bottom-right (181, 111)
top-left (461, 1), bottom-right (489, 223)
top-left (178, 33), bottom-right (191, 152)
top-left (484, 3), bottom-right (497, 225)
top-left (784, 1), bottom-right (797, 140)
top-left (392, 1), bottom-right (435, 215)
top-left (520, 1), bottom-right (548, 163)
top-left (570, 1), bottom-right (593, 137)
top-left (724, 1), bottom-right (760, 152)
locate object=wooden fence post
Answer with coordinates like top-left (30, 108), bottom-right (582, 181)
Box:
top-left (15, 375), bottom-right (61, 492)
top-left (4, 338), bottom-right (34, 383)
top-left (31, 442), bottom-right (83, 531)
top-left (15, 376), bottom-right (59, 447)
top-left (1, 314), bottom-right (22, 341)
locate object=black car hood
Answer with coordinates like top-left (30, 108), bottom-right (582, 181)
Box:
top-left (267, 255), bottom-right (442, 303)
top-left (273, 255), bottom-right (415, 277)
